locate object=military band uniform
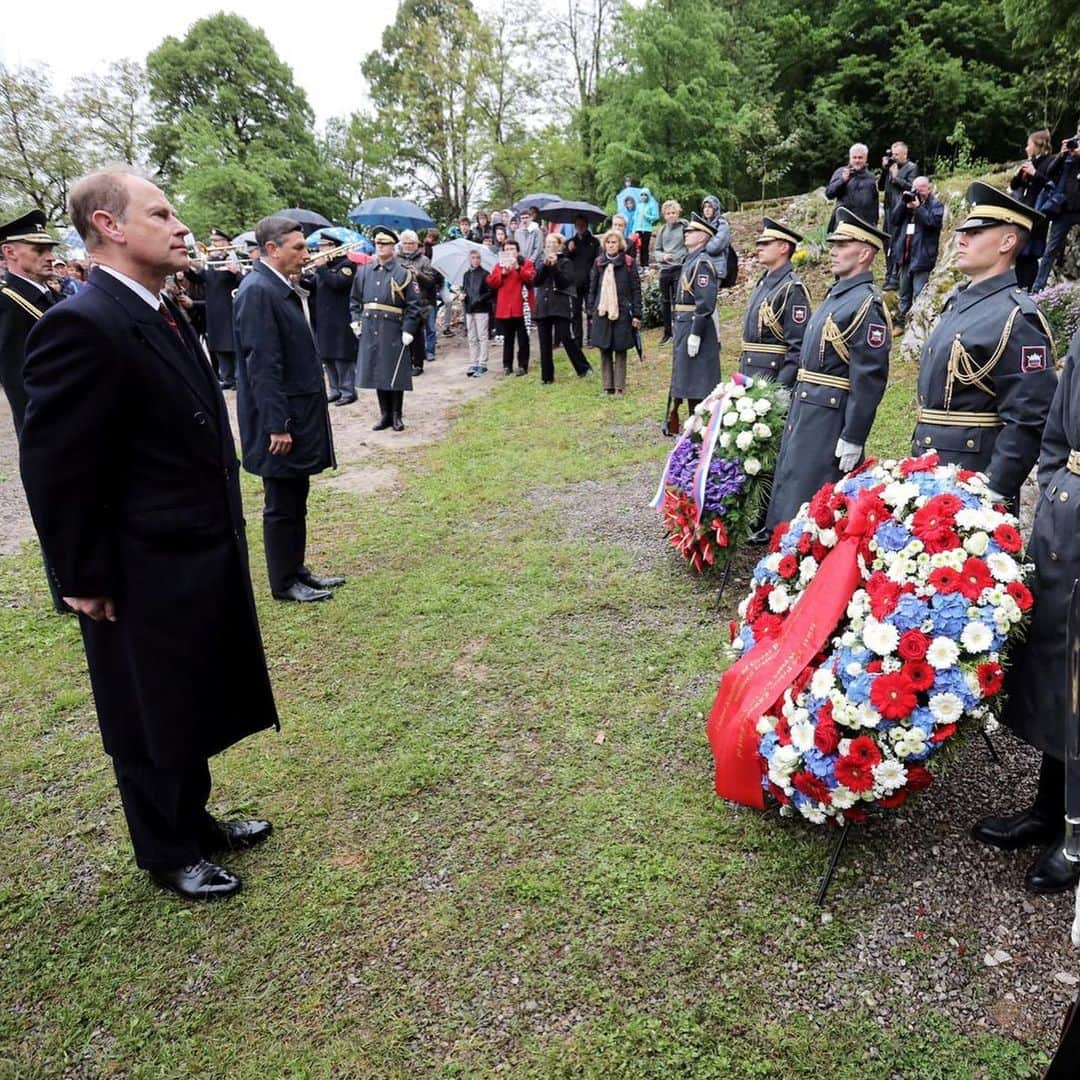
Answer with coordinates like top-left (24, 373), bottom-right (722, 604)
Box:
top-left (349, 248), bottom-right (423, 430)
top-left (911, 269), bottom-right (1056, 508)
top-left (738, 262), bottom-right (810, 387)
top-left (767, 271), bottom-right (891, 528)
top-left (1, 270), bottom-right (56, 435)
top-left (670, 250), bottom-right (720, 404)
top-left (306, 256), bottom-right (357, 403)
top-left (187, 250), bottom-right (241, 388)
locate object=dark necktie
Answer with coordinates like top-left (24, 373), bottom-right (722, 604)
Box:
top-left (158, 301), bottom-right (183, 340)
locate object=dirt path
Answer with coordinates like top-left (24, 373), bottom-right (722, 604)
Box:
top-left (0, 330), bottom-right (492, 555)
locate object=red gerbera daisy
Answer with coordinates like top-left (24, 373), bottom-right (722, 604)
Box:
top-left (769, 521), bottom-right (790, 553)
top-left (927, 566), bottom-right (962, 594)
top-left (778, 554), bottom-right (798, 580)
top-left (1006, 581), bottom-right (1033, 611)
top-left (900, 453), bottom-right (939, 476)
top-left (870, 672), bottom-right (918, 720)
top-left (793, 771), bottom-right (831, 805)
top-left (957, 556), bottom-right (994, 601)
top-left (992, 523), bottom-right (1022, 554)
top-left (903, 660), bottom-right (935, 692)
top-left (835, 756), bottom-right (874, 792)
top-left (977, 661), bottom-right (1004, 696)
top-left (848, 735), bottom-right (882, 767)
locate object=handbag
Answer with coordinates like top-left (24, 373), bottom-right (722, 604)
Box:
top-left (1036, 180), bottom-right (1066, 221)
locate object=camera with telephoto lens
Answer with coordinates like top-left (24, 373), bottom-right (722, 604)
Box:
top-left (1067, 137), bottom-right (1080, 151)
top-left (902, 189), bottom-right (920, 206)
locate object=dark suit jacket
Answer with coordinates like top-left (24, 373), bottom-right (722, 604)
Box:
top-left (0, 274), bottom-right (56, 434)
top-left (233, 260), bottom-right (335, 478)
top-left (187, 258), bottom-right (240, 352)
top-left (19, 266), bottom-right (278, 766)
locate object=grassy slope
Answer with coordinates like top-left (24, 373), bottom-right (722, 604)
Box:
top-left (0, 275), bottom-right (1039, 1078)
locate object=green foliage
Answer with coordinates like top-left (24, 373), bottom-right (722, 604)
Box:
top-left (146, 14), bottom-right (347, 233)
top-left (1031, 283), bottom-right (1080, 359)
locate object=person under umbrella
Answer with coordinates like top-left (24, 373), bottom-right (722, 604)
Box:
top-left (588, 229), bottom-right (642, 395)
top-left (534, 233), bottom-right (593, 383)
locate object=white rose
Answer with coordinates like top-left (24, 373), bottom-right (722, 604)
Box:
top-left (811, 668), bottom-right (835, 699)
top-left (752, 422), bottom-right (771, 440)
top-left (756, 716), bottom-right (776, 734)
top-left (729, 384), bottom-right (746, 398)
top-left (863, 617), bottom-right (899, 656)
top-left (754, 398), bottom-right (771, 415)
top-left (926, 637), bottom-right (960, 670)
top-left (718, 431), bottom-right (731, 448)
top-left (818, 528), bottom-right (837, 547)
top-left (722, 412), bottom-right (738, 427)
top-left (960, 621), bottom-right (993, 654)
top-left (744, 458), bottom-right (762, 476)
top-left (736, 430), bottom-right (755, 451)
top-left (964, 531), bottom-right (989, 557)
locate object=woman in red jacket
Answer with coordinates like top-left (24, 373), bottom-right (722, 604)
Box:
top-left (486, 239), bottom-right (536, 375)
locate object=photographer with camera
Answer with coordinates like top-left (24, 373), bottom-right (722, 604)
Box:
top-left (1009, 129), bottom-right (1055, 291)
top-left (878, 141), bottom-right (918, 290)
top-left (825, 143), bottom-right (880, 232)
top-left (892, 177), bottom-right (943, 329)
top-left (1032, 122), bottom-right (1080, 294)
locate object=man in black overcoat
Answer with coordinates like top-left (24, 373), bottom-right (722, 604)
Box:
top-left (233, 216), bottom-right (340, 603)
top-left (187, 228), bottom-right (241, 389)
top-left (302, 236), bottom-right (357, 406)
top-left (19, 170), bottom-right (280, 901)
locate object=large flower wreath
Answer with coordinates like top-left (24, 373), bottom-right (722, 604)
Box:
top-left (707, 454), bottom-right (1033, 825)
top-left (653, 374), bottom-right (787, 571)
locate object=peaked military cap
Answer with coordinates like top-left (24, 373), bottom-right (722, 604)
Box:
top-left (209, 227), bottom-right (230, 241)
top-left (0, 210), bottom-right (56, 246)
top-left (372, 227), bottom-right (399, 244)
top-left (826, 206), bottom-right (889, 252)
top-left (685, 211), bottom-right (717, 238)
top-left (956, 180), bottom-right (1043, 233)
top-left (756, 217), bottom-right (802, 246)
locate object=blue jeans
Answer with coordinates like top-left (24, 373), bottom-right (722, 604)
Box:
top-left (1033, 211), bottom-right (1080, 293)
top-left (898, 267), bottom-right (930, 322)
top-left (425, 306), bottom-right (437, 359)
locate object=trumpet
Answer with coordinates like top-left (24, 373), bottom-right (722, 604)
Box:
top-left (303, 240), bottom-right (366, 270)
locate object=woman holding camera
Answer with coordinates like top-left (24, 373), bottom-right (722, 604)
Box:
top-left (588, 230), bottom-right (642, 396)
top-left (1009, 129), bottom-right (1054, 292)
top-left (486, 239), bottom-right (536, 375)
top-left (533, 233), bottom-right (593, 383)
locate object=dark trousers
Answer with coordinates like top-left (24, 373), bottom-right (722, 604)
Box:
top-left (638, 232), bottom-right (651, 267)
top-left (262, 475), bottom-right (310, 593)
top-left (1034, 211), bottom-right (1080, 293)
top-left (213, 350), bottom-right (236, 386)
top-left (411, 314), bottom-right (428, 371)
top-left (571, 287), bottom-right (589, 346)
top-left (537, 317), bottom-right (591, 382)
top-left (334, 359), bottom-right (355, 396)
top-left (1015, 255), bottom-right (1039, 292)
top-left (897, 267), bottom-right (930, 323)
top-left (498, 317), bottom-right (529, 372)
top-left (113, 756), bottom-right (214, 869)
top-left (659, 266), bottom-right (680, 336)
top-left (1034, 753), bottom-right (1065, 822)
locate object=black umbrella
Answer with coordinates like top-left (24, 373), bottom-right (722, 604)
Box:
top-left (511, 192), bottom-right (561, 213)
top-left (540, 199), bottom-right (607, 225)
top-left (274, 208), bottom-right (333, 237)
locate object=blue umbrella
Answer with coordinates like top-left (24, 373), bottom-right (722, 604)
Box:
top-left (511, 192), bottom-right (561, 214)
top-left (306, 226), bottom-right (371, 252)
top-left (349, 197), bottom-right (434, 233)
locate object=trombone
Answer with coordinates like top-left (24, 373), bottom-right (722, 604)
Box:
top-left (303, 240), bottom-right (366, 270)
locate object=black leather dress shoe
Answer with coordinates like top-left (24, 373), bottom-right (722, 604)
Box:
top-left (334, 393), bottom-right (357, 407)
top-left (971, 809), bottom-right (1057, 851)
top-left (372, 415), bottom-right (393, 431)
top-left (272, 581), bottom-right (332, 603)
top-left (205, 818), bottom-right (273, 853)
top-left (298, 570), bottom-right (345, 589)
top-left (327, 390), bottom-right (341, 403)
top-left (1025, 839), bottom-right (1080, 895)
top-left (149, 860), bottom-right (241, 900)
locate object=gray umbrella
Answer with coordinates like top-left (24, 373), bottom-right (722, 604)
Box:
top-left (430, 238), bottom-right (496, 288)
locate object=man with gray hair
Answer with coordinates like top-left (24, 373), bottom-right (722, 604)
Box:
top-left (825, 143), bottom-right (880, 231)
top-left (19, 169), bottom-right (280, 900)
top-left (233, 215), bottom-right (340, 604)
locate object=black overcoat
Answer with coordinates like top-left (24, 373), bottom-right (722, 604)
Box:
top-left (349, 257), bottom-right (424, 392)
top-left (533, 255), bottom-right (576, 321)
top-left (187, 258), bottom-right (240, 352)
top-left (0, 274), bottom-right (56, 434)
top-left (670, 250), bottom-right (720, 400)
top-left (233, 261), bottom-right (336, 479)
top-left (587, 254), bottom-right (642, 353)
top-left (19, 267), bottom-right (278, 767)
top-left (738, 262), bottom-right (809, 388)
top-left (767, 271), bottom-right (891, 528)
top-left (306, 256), bottom-right (356, 361)
top-left (1003, 329), bottom-right (1080, 760)
top-left (912, 269), bottom-right (1057, 508)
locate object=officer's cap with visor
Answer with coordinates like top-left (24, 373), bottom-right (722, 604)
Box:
top-left (956, 181), bottom-right (1043, 233)
top-left (826, 207), bottom-right (889, 252)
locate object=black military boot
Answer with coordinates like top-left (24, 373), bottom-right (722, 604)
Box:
top-left (972, 753), bottom-right (1063, 851)
top-left (1025, 838), bottom-right (1080, 895)
top-left (372, 389), bottom-right (392, 431)
top-left (391, 391), bottom-right (405, 432)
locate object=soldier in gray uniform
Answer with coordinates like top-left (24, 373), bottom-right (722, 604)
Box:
top-left (911, 182), bottom-right (1057, 509)
top-left (349, 228), bottom-right (424, 432)
top-left (972, 329), bottom-right (1079, 894)
top-left (669, 212), bottom-right (721, 431)
top-left (766, 208), bottom-right (892, 530)
top-left (738, 218), bottom-right (810, 388)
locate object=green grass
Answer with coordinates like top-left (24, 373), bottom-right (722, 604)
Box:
top-left (0, 308), bottom-right (1042, 1078)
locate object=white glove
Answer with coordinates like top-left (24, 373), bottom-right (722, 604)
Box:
top-left (351, 321), bottom-right (362, 337)
top-left (985, 488), bottom-right (1006, 504)
top-left (835, 438), bottom-right (862, 473)
top-left (687, 333), bottom-right (701, 358)
top-left (402, 332), bottom-right (414, 346)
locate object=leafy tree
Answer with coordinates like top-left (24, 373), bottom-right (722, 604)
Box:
top-left (321, 114), bottom-right (396, 210)
top-left (70, 59), bottom-right (150, 166)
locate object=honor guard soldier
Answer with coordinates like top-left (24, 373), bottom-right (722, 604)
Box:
top-left (0, 210), bottom-right (58, 435)
top-left (738, 218), bottom-right (810, 387)
top-left (973, 328), bottom-right (1080, 894)
top-left (669, 212), bottom-right (721, 430)
top-left (304, 236), bottom-right (358, 406)
top-left (767, 208), bottom-right (892, 530)
top-left (349, 228), bottom-right (423, 432)
top-left (188, 227), bottom-right (242, 389)
top-left (911, 181), bottom-right (1057, 508)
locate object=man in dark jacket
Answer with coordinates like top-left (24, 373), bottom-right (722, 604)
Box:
top-left (1032, 133), bottom-right (1080, 293)
top-left (878, 141), bottom-right (918, 288)
top-left (460, 249), bottom-right (493, 376)
top-left (565, 215), bottom-right (599, 345)
top-left (186, 228), bottom-right (242, 389)
top-left (234, 216), bottom-right (340, 604)
top-left (303, 237), bottom-right (357, 405)
top-left (893, 177), bottom-right (944, 327)
top-left (825, 143), bottom-right (880, 231)
top-left (20, 169), bottom-right (279, 900)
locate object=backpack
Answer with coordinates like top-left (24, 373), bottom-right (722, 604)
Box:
top-left (720, 245), bottom-right (740, 288)
top-left (1036, 180), bottom-right (1066, 221)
